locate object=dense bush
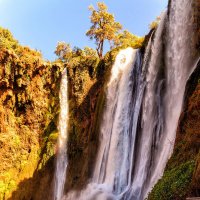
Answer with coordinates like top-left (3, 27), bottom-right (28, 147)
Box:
top-left (148, 161), bottom-right (195, 200)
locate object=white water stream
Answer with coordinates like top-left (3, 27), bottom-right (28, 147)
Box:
top-left (54, 68), bottom-right (69, 200)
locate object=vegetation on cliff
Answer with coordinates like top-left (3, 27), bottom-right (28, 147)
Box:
top-left (0, 27), bottom-right (64, 199)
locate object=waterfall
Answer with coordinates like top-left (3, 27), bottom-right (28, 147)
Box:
top-left (124, 12), bottom-right (167, 200)
top-left (142, 0), bottom-right (197, 197)
top-left (65, 47), bottom-right (143, 200)
top-left (54, 68), bottom-right (69, 200)
top-left (64, 0), bottom-right (199, 199)
top-left (124, 0), bottom-right (198, 198)
top-left (92, 48), bottom-right (143, 195)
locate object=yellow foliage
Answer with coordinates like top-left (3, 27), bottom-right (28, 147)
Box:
top-left (114, 30), bottom-right (144, 49)
top-left (86, 2), bottom-right (122, 58)
top-left (149, 16), bottom-right (161, 30)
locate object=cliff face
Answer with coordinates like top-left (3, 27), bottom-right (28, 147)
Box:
top-left (0, 32), bottom-right (64, 199)
top-left (179, 62), bottom-right (200, 196)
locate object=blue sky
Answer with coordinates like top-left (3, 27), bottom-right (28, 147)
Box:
top-left (0, 0), bottom-right (168, 60)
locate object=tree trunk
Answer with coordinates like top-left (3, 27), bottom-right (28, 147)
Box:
top-left (97, 40), bottom-right (104, 59)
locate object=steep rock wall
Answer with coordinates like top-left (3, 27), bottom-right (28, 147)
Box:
top-left (0, 47), bottom-right (63, 200)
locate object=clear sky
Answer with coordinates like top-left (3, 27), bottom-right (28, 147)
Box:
top-left (0, 0), bottom-right (168, 60)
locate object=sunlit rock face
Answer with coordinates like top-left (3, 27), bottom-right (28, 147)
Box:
top-left (0, 45), bottom-right (64, 200)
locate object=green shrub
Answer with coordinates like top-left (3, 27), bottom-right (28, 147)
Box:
top-left (148, 160), bottom-right (195, 200)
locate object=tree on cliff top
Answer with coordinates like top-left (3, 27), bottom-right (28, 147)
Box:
top-left (86, 2), bottom-right (122, 58)
top-left (54, 42), bottom-right (72, 62)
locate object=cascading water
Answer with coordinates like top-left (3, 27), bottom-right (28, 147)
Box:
top-left (64, 0), bottom-right (199, 199)
top-left (125, 12), bottom-right (167, 200)
top-left (92, 48), bottom-right (143, 197)
top-left (54, 68), bottom-right (69, 200)
top-left (141, 0), bottom-right (198, 197)
top-left (65, 47), bottom-right (143, 200)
